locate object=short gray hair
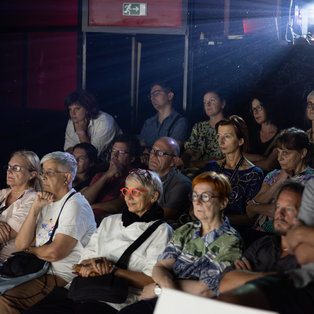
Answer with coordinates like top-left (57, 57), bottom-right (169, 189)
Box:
top-left (41, 152), bottom-right (77, 184)
top-left (126, 169), bottom-right (163, 203)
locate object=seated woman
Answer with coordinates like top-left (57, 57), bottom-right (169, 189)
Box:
top-left (0, 152), bottom-right (96, 313)
top-left (245, 92), bottom-right (281, 173)
top-left (305, 90), bottom-right (314, 142)
top-left (0, 150), bottom-right (41, 262)
top-left (118, 171), bottom-right (244, 314)
top-left (204, 116), bottom-right (264, 229)
top-left (247, 127), bottom-right (314, 233)
top-left (182, 90), bottom-right (225, 170)
top-left (72, 143), bottom-right (98, 191)
top-left (305, 90), bottom-right (314, 168)
top-left (44, 169), bottom-right (172, 314)
top-left (64, 90), bottom-right (121, 160)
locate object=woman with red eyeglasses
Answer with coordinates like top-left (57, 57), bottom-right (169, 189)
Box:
top-left (66, 169), bottom-right (173, 314)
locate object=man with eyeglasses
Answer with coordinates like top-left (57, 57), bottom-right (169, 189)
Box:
top-left (139, 82), bottom-right (189, 149)
top-left (81, 134), bottom-right (141, 224)
top-left (148, 137), bottom-right (191, 221)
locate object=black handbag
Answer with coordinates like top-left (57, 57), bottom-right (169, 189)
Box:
top-left (68, 219), bottom-right (163, 303)
top-left (0, 191), bottom-right (76, 277)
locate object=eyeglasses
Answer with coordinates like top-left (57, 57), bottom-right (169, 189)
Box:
top-left (150, 148), bottom-right (176, 158)
top-left (149, 89), bottom-right (167, 98)
top-left (39, 170), bottom-right (68, 177)
top-left (111, 149), bottom-right (130, 155)
top-left (251, 105), bottom-right (263, 114)
top-left (307, 102), bottom-right (314, 110)
top-left (129, 168), bottom-right (152, 178)
top-left (4, 165), bottom-right (29, 172)
top-left (191, 192), bottom-right (217, 202)
top-left (120, 187), bottom-right (148, 197)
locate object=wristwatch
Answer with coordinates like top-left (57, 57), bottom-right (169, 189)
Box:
top-left (154, 283), bottom-right (162, 296)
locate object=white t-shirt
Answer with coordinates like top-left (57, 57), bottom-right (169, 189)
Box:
top-left (79, 214), bottom-right (173, 310)
top-left (35, 189), bottom-right (96, 283)
top-left (0, 188), bottom-right (37, 261)
top-left (64, 111), bottom-right (121, 156)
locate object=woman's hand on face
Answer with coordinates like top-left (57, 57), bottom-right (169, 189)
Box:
top-left (32, 192), bottom-right (54, 215)
top-left (0, 222), bottom-right (11, 244)
top-left (139, 282), bottom-right (156, 300)
top-left (278, 169), bottom-right (291, 181)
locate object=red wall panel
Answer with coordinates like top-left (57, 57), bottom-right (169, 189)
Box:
top-left (0, 33), bottom-right (24, 109)
top-left (27, 32), bottom-right (78, 111)
top-left (89, 0), bottom-right (182, 28)
top-left (0, 0), bottom-right (78, 28)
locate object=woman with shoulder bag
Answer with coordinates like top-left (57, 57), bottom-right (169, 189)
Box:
top-left (0, 152), bottom-right (96, 313)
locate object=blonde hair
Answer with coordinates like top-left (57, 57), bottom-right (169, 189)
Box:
top-left (11, 151), bottom-right (42, 191)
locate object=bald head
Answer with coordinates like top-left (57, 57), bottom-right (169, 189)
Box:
top-left (149, 137), bottom-right (179, 177)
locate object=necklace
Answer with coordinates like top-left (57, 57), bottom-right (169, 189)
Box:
top-left (219, 156), bottom-right (244, 183)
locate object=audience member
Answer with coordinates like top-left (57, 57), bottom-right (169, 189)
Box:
top-left (28, 169), bottom-right (172, 314)
top-left (139, 82), bottom-right (189, 149)
top-left (119, 171), bottom-right (244, 314)
top-left (148, 137), bottom-right (191, 221)
top-left (0, 151), bottom-right (41, 262)
top-left (204, 115), bottom-right (264, 228)
top-left (216, 178), bottom-right (314, 314)
top-left (182, 90), bottom-right (225, 169)
top-left (219, 180), bottom-right (302, 293)
top-left (63, 90), bottom-right (121, 159)
top-left (72, 143), bottom-right (98, 191)
top-left (81, 134), bottom-right (141, 224)
top-left (247, 127), bottom-right (314, 233)
top-left (0, 152), bottom-right (96, 313)
top-left (245, 92), bottom-right (281, 173)
top-left (306, 90), bottom-right (314, 142)
top-left (305, 90), bottom-right (314, 168)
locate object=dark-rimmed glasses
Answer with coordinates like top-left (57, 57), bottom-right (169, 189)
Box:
top-left (148, 89), bottom-right (167, 99)
top-left (4, 165), bottom-right (29, 172)
top-left (120, 187), bottom-right (148, 197)
top-left (111, 149), bottom-right (130, 155)
top-left (251, 105), bottom-right (263, 114)
top-left (191, 192), bottom-right (217, 203)
top-left (150, 149), bottom-right (176, 158)
top-left (307, 102), bottom-right (314, 110)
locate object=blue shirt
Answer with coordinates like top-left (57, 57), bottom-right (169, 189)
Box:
top-left (139, 109), bottom-right (189, 148)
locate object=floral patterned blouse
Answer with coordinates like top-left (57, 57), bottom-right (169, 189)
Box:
top-left (184, 121), bottom-right (223, 161)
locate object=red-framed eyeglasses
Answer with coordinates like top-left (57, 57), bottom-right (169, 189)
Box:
top-left (120, 187), bottom-right (148, 197)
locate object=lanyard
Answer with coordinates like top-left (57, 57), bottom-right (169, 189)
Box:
top-left (219, 156), bottom-right (244, 183)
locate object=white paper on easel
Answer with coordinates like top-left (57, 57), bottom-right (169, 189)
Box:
top-left (154, 288), bottom-right (278, 314)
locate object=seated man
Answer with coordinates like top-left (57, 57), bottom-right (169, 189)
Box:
top-left (219, 180), bottom-right (302, 293)
top-left (139, 82), bottom-right (189, 149)
top-left (148, 137), bottom-right (191, 221)
top-left (217, 178), bottom-right (314, 314)
top-left (72, 143), bottom-right (98, 191)
top-left (81, 134), bottom-right (141, 224)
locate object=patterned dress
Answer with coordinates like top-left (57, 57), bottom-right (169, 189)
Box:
top-left (184, 121), bottom-right (223, 161)
top-left (204, 161), bottom-right (264, 215)
top-left (158, 218), bottom-right (243, 295)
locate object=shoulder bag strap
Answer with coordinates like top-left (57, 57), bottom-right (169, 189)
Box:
top-left (45, 191), bottom-right (76, 245)
top-left (167, 113), bottom-right (182, 137)
top-left (115, 220), bottom-right (164, 269)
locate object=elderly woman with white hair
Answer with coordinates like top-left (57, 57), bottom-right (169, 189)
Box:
top-left (0, 152), bottom-right (96, 313)
top-left (64, 168), bottom-right (173, 314)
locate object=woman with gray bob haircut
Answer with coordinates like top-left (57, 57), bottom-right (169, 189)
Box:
top-left (126, 169), bottom-right (163, 203)
top-left (40, 151), bottom-right (77, 184)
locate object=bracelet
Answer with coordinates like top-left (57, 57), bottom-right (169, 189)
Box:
top-left (24, 247), bottom-right (31, 253)
top-left (251, 199), bottom-right (259, 205)
top-left (76, 131), bottom-right (86, 137)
